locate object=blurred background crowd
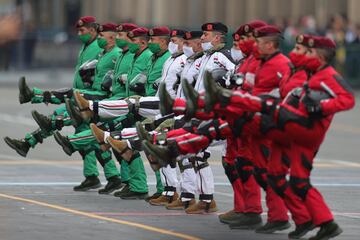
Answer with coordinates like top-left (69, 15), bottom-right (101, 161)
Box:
top-left (1, 0), bottom-right (360, 86)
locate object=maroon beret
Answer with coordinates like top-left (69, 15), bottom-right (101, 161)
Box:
top-left (311, 36), bottom-right (336, 49)
top-left (76, 16), bottom-right (96, 28)
top-left (232, 20), bottom-right (267, 40)
top-left (254, 25), bottom-right (282, 38)
top-left (98, 22), bottom-right (118, 32)
top-left (149, 27), bottom-right (171, 36)
top-left (170, 29), bottom-right (186, 38)
top-left (201, 22), bottom-right (228, 34)
top-left (185, 31), bottom-right (203, 40)
top-left (128, 27), bottom-right (149, 38)
top-left (296, 34), bottom-right (314, 48)
top-left (117, 23), bottom-right (138, 32)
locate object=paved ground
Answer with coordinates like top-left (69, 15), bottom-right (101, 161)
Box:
top-left (0, 82), bottom-right (359, 240)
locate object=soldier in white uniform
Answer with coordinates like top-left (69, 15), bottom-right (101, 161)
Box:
top-left (143, 22), bottom-right (236, 213)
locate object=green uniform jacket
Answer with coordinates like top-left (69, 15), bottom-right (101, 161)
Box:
top-left (91, 46), bottom-right (121, 94)
top-left (145, 50), bottom-right (171, 96)
top-left (110, 49), bottom-right (135, 99)
top-left (126, 48), bottom-right (153, 97)
top-left (73, 39), bottom-right (102, 89)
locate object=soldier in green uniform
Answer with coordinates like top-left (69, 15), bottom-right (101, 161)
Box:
top-left (4, 20), bottom-right (122, 193)
top-left (64, 27), bottom-right (172, 200)
top-left (55, 27), bottom-right (154, 199)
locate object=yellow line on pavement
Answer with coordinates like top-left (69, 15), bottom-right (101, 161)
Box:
top-left (0, 193), bottom-right (201, 240)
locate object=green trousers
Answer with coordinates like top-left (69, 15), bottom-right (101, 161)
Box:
top-left (24, 105), bottom-right (100, 178)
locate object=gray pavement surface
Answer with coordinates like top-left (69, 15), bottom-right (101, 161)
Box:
top-left (0, 81), bottom-right (359, 240)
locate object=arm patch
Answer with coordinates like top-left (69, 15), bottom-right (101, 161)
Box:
top-left (333, 74), bottom-right (354, 95)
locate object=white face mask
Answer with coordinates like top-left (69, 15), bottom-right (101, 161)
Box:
top-left (201, 41), bottom-right (213, 51)
top-left (183, 45), bottom-right (194, 57)
top-left (231, 47), bottom-right (243, 62)
top-left (168, 41), bottom-right (179, 55)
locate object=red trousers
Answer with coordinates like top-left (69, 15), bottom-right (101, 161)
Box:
top-left (227, 93), bottom-right (334, 225)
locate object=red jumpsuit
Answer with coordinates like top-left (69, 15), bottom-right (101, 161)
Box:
top-left (220, 65), bottom-right (355, 226)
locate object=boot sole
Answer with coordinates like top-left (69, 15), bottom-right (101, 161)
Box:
top-left (65, 99), bottom-right (81, 128)
top-left (229, 222), bottom-right (263, 230)
top-left (120, 194), bottom-right (148, 200)
top-left (288, 225), bottom-right (317, 239)
top-left (73, 183), bottom-right (102, 192)
top-left (166, 206), bottom-right (185, 210)
top-left (186, 207), bottom-right (219, 214)
top-left (98, 184), bottom-right (123, 195)
top-left (18, 77), bottom-right (31, 104)
top-left (4, 137), bottom-right (27, 157)
top-left (149, 201), bottom-right (169, 206)
top-left (219, 218), bottom-right (244, 224)
top-left (53, 132), bottom-right (73, 156)
top-left (255, 222), bottom-right (292, 234)
top-left (319, 227), bottom-right (343, 240)
top-left (31, 111), bottom-right (52, 133)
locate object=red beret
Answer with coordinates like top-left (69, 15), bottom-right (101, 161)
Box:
top-left (149, 27), bottom-right (171, 36)
top-left (128, 27), bottom-right (149, 38)
top-left (254, 25), bottom-right (282, 38)
top-left (76, 16), bottom-right (96, 28)
top-left (170, 29), bottom-right (186, 38)
top-left (185, 31), bottom-right (203, 40)
top-left (117, 23), bottom-right (138, 32)
top-left (232, 20), bottom-right (267, 40)
top-left (295, 34), bottom-right (314, 48)
top-left (98, 22), bottom-right (118, 32)
top-left (311, 36), bottom-right (336, 49)
top-left (202, 22), bottom-right (228, 34)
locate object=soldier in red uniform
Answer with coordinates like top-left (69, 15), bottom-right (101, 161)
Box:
top-left (199, 35), bottom-right (354, 240)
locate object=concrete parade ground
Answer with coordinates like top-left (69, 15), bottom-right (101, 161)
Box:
top-left (0, 81), bottom-right (359, 240)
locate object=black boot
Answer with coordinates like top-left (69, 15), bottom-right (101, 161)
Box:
top-left (65, 98), bottom-right (83, 128)
top-left (98, 176), bottom-right (123, 194)
top-left (255, 220), bottom-right (291, 234)
top-left (181, 79), bottom-right (199, 121)
top-left (203, 71), bottom-right (232, 113)
top-left (309, 221), bottom-right (343, 240)
top-left (18, 77), bottom-right (34, 104)
top-left (142, 140), bottom-right (178, 168)
top-left (288, 221), bottom-right (315, 239)
top-left (229, 212), bottom-right (263, 229)
top-left (114, 182), bottom-right (130, 197)
top-left (159, 82), bottom-right (174, 116)
top-left (73, 176), bottom-right (101, 191)
top-left (53, 131), bottom-right (74, 156)
top-left (4, 137), bottom-right (30, 157)
top-left (145, 192), bottom-right (162, 202)
top-left (32, 110), bottom-right (52, 133)
top-left (119, 190), bottom-right (148, 200)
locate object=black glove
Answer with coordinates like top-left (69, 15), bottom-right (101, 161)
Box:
top-left (302, 94), bottom-right (323, 117)
top-left (306, 102), bottom-right (322, 115)
top-left (129, 83), bottom-right (145, 94)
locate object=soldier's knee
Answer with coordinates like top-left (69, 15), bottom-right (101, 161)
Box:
top-left (289, 176), bottom-right (312, 200)
top-left (267, 174), bottom-right (288, 198)
top-left (253, 167), bottom-right (267, 190)
top-left (235, 157), bottom-right (254, 183)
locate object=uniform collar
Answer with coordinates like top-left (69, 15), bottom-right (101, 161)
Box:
top-left (261, 50), bottom-right (280, 62)
top-left (171, 52), bottom-right (183, 58)
top-left (188, 51), bottom-right (204, 61)
top-left (206, 43), bottom-right (225, 55)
